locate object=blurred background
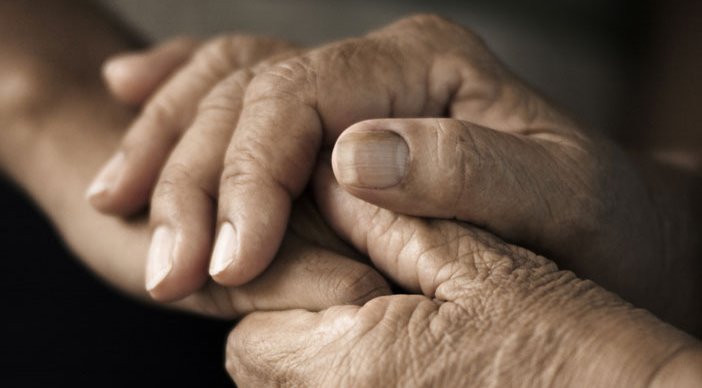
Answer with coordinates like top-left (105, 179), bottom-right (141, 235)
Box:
top-left (99, 0), bottom-right (648, 135)
top-left (2, 0), bottom-right (698, 386)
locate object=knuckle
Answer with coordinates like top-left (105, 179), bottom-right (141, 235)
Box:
top-left (197, 34), bottom-right (295, 74)
top-left (221, 140), bottom-right (298, 198)
top-left (218, 163), bottom-right (259, 194)
top-left (245, 56), bottom-right (315, 103)
top-left (392, 13), bottom-right (481, 42)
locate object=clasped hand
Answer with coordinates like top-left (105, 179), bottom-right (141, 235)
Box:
top-left (86, 15), bottom-right (697, 386)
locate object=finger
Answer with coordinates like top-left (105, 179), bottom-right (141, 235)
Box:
top-left (103, 37), bottom-right (198, 105)
top-left (87, 35), bottom-right (296, 214)
top-left (210, 15), bottom-right (476, 285)
top-left (226, 308), bottom-right (336, 387)
top-left (331, 117), bottom-right (584, 250)
top-left (88, 37), bottom-right (239, 215)
top-left (314, 160), bottom-right (551, 296)
top-left (226, 294), bottom-right (431, 386)
top-left (177, 234), bottom-right (390, 318)
top-left (145, 46), bottom-right (301, 299)
top-left (87, 36), bottom-right (293, 215)
top-left (145, 69), bottom-right (254, 300)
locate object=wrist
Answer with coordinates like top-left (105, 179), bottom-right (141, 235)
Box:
top-left (531, 276), bottom-right (700, 387)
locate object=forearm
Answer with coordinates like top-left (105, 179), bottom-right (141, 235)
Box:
top-left (0, 0), bottom-right (149, 295)
top-left (0, 0), bottom-right (137, 183)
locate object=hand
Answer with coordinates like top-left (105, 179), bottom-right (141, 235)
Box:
top-left (113, 14), bottom-right (693, 321)
top-left (328, 117), bottom-right (702, 330)
top-left (89, 34), bottom-right (328, 301)
top-left (87, 34), bottom-right (299, 215)
top-left (0, 21), bottom-right (389, 317)
top-left (224, 164), bottom-right (701, 387)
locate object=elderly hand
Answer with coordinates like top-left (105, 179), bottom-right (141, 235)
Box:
top-left (94, 15), bottom-right (697, 324)
top-left (224, 164), bottom-right (701, 387)
top-left (86, 34), bottom-right (299, 216)
top-left (1, 32), bottom-right (389, 318)
top-left (88, 34), bottom-right (336, 302)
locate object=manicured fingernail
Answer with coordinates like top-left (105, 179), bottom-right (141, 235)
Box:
top-left (145, 226), bottom-right (175, 291)
top-left (210, 222), bottom-right (237, 276)
top-left (334, 130), bottom-right (409, 189)
top-left (85, 152), bottom-right (125, 200)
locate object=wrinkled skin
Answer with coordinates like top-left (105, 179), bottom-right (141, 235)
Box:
top-left (225, 166), bottom-right (698, 387)
top-left (96, 14), bottom-right (698, 328)
top-left (0, 2), bottom-right (389, 319)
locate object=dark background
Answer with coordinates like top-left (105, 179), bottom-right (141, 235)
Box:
top-left (0, 179), bottom-right (233, 386)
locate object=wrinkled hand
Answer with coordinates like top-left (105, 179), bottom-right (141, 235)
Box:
top-left (91, 16), bottom-right (696, 326)
top-left (2, 33), bottom-right (389, 318)
top-left (89, 34), bottom-right (351, 302)
top-left (87, 34), bottom-right (299, 215)
top-left (100, 16), bottom-right (677, 312)
top-left (225, 164), bottom-right (700, 387)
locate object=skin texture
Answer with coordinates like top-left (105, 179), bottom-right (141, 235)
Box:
top-left (2, 2), bottom-right (700, 386)
top-left (91, 34), bottom-right (313, 301)
top-left (0, 0), bottom-right (389, 318)
top-left (97, 15), bottom-right (699, 331)
top-left (224, 164), bottom-right (702, 387)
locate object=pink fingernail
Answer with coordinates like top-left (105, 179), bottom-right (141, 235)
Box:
top-left (85, 152), bottom-right (125, 200)
top-left (145, 226), bottom-right (175, 292)
top-left (210, 222), bottom-right (237, 276)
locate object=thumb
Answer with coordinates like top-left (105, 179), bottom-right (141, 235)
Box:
top-left (226, 295), bottom-right (430, 387)
top-left (226, 306), bottom-right (358, 387)
top-left (314, 160), bottom-right (547, 296)
top-left (102, 37), bottom-right (197, 105)
top-left (331, 117), bottom-right (587, 253)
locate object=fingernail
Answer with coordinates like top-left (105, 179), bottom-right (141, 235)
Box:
top-left (210, 222), bottom-right (237, 276)
top-left (145, 226), bottom-right (175, 291)
top-left (334, 130), bottom-right (409, 189)
top-left (85, 152), bottom-right (125, 200)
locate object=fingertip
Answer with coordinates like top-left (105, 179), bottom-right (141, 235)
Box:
top-left (85, 151), bottom-right (132, 213)
top-left (103, 37), bottom-right (198, 105)
top-left (211, 181), bottom-right (293, 285)
top-left (147, 183), bottom-right (217, 302)
top-left (145, 225), bottom-right (211, 302)
top-left (209, 218), bottom-right (284, 287)
top-left (209, 221), bottom-right (267, 287)
top-left (145, 226), bottom-right (175, 294)
top-left (102, 54), bottom-right (148, 105)
top-left (85, 151), bottom-right (154, 216)
top-left (209, 221), bottom-right (238, 279)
